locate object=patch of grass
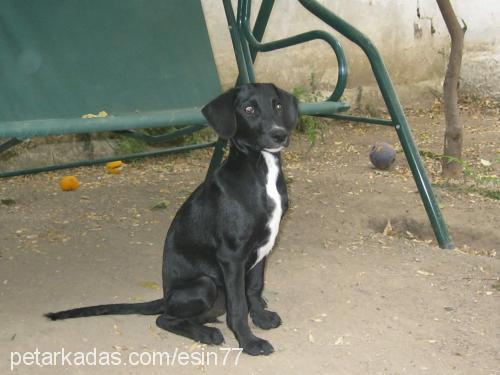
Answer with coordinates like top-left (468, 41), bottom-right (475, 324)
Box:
top-left (364, 102), bottom-right (381, 118)
top-left (114, 126), bottom-right (214, 156)
top-left (439, 184), bottom-right (500, 201)
top-left (183, 128), bottom-right (214, 145)
top-left (141, 127), bottom-right (213, 145)
top-left (293, 73), bottom-right (326, 147)
top-left (474, 188), bottom-right (500, 200)
top-left (421, 150), bottom-right (500, 200)
top-left (298, 116), bottom-right (325, 147)
top-left (446, 156), bottom-right (499, 188)
top-left (115, 136), bottom-right (149, 155)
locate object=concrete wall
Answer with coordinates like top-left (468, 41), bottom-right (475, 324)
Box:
top-left (201, 0), bottom-right (500, 107)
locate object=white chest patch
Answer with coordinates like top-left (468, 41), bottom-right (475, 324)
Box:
top-left (252, 151), bottom-right (283, 268)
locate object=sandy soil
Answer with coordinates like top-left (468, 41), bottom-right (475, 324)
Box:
top-left (1, 113), bottom-right (499, 374)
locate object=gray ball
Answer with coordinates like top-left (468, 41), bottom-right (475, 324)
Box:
top-left (369, 142), bottom-right (396, 170)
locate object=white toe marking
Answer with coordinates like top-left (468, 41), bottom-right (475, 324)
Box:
top-left (252, 151), bottom-right (282, 268)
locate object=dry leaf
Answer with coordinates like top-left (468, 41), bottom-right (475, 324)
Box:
top-left (188, 342), bottom-right (203, 352)
top-left (113, 324), bottom-right (122, 335)
top-left (406, 230), bottom-right (415, 239)
top-left (139, 281), bottom-right (160, 290)
top-left (81, 110), bottom-right (108, 119)
top-left (308, 331), bottom-right (315, 343)
top-left (334, 336), bottom-right (344, 345)
top-left (151, 200), bottom-right (171, 210)
top-left (417, 270), bottom-right (434, 276)
top-left (383, 220), bottom-right (393, 236)
top-left (480, 159), bottom-right (492, 167)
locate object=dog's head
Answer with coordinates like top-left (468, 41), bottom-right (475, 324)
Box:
top-left (201, 83), bottom-right (299, 153)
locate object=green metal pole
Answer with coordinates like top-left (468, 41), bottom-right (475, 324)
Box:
top-left (298, 0), bottom-right (454, 249)
top-left (206, 138), bottom-right (227, 178)
top-left (240, 0), bottom-right (347, 101)
top-left (322, 113), bottom-right (393, 126)
top-left (0, 138), bottom-right (22, 153)
top-left (207, 0), bottom-right (253, 178)
top-left (222, 0), bottom-right (251, 84)
top-left (249, 0), bottom-right (275, 60)
top-left (237, 0), bottom-right (256, 82)
top-left (0, 142), bottom-right (215, 178)
top-left (207, 0), bottom-right (270, 178)
top-left (0, 109), bottom-right (207, 139)
top-left (235, 0), bottom-right (274, 86)
top-left (116, 125), bottom-right (206, 144)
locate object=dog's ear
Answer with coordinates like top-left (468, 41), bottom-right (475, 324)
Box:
top-left (273, 84), bottom-right (299, 129)
top-left (201, 88), bottom-right (238, 139)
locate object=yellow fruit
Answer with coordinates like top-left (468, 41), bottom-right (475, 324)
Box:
top-left (106, 160), bottom-right (125, 174)
top-left (59, 176), bottom-right (80, 191)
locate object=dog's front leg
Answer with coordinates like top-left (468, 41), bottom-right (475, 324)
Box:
top-left (218, 258), bottom-right (274, 356)
top-left (246, 259), bottom-right (282, 330)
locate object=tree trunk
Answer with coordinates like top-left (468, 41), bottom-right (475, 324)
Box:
top-left (436, 0), bottom-right (466, 178)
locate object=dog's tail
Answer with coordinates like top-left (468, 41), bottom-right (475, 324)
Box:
top-left (45, 299), bottom-right (165, 321)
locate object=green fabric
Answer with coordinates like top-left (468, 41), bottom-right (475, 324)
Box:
top-left (0, 0), bottom-right (221, 123)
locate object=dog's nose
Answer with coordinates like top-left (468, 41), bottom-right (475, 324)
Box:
top-left (270, 128), bottom-right (288, 144)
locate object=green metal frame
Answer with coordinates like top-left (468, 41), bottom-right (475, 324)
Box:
top-left (212, 0), bottom-right (453, 249)
top-left (0, 0), bottom-right (453, 249)
top-left (0, 110), bottom-right (217, 178)
top-left (0, 142), bottom-right (216, 178)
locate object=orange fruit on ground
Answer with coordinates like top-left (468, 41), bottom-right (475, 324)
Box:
top-left (59, 176), bottom-right (80, 191)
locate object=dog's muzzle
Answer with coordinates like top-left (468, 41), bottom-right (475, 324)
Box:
top-left (264, 128), bottom-right (289, 153)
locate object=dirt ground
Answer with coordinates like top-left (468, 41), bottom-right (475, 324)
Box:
top-left (0, 111), bottom-right (499, 374)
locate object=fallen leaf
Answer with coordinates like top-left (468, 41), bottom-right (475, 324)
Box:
top-left (150, 200), bottom-right (171, 210)
top-left (139, 281), bottom-right (160, 290)
top-left (188, 342), bottom-right (203, 352)
top-left (334, 336), bottom-right (344, 345)
top-left (308, 331), bottom-right (315, 343)
top-left (417, 270), bottom-right (434, 276)
top-left (113, 324), bottom-right (122, 335)
top-left (383, 220), bottom-right (394, 236)
top-left (81, 110), bottom-right (108, 119)
top-left (405, 230), bottom-right (415, 239)
top-left (480, 159), bottom-right (492, 167)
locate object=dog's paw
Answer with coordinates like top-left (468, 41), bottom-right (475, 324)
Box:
top-left (240, 337), bottom-right (274, 356)
top-left (251, 310), bottom-right (282, 330)
top-left (196, 326), bottom-right (225, 345)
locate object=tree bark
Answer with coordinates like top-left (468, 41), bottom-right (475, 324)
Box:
top-left (436, 0), bottom-right (466, 178)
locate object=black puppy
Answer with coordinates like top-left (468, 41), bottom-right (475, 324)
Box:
top-left (46, 83), bottom-right (299, 356)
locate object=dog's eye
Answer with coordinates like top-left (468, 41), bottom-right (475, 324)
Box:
top-left (244, 106), bottom-right (255, 114)
top-left (275, 103), bottom-right (283, 112)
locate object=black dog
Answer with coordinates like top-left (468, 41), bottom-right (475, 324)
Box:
top-left (46, 83), bottom-right (299, 356)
